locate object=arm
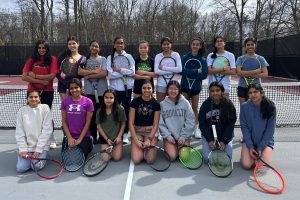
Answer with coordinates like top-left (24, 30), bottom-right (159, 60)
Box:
top-left (158, 109), bottom-right (173, 140)
top-left (200, 58), bottom-right (208, 80)
top-left (150, 111), bottom-right (160, 139)
top-left (61, 110), bottom-right (76, 147)
top-left (257, 115), bottom-right (276, 152)
top-left (180, 103), bottom-right (196, 140)
top-left (120, 54), bottom-right (135, 76)
top-left (198, 101), bottom-right (213, 143)
top-left (75, 111), bottom-right (93, 145)
top-left (107, 55), bottom-right (123, 79)
top-left (236, 65), bottom-right (262, 77)
top-left (220, 103), bottom-right (237, 144)
top-left (128, 107), bottom-right (141, 147)
top-left (15, 108), bottom-right (28, 154)
top-left (161, 52), bottom-right (182, 73)
top-left (35, 106), bottom-right (53, 153)
top-left (240, 105), bottom-right (254, 150)
top-left (154, 54), bottom-right (173, 75)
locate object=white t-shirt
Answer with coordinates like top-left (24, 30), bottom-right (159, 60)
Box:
top-left (207, 51), bottom-right (236, 92)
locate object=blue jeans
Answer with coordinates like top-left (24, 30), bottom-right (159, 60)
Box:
top-left (202, 137), bottom-right (232, 164)
top-left (16, 150), bottom-right (48, 173)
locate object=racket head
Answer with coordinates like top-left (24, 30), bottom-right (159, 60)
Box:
top-left (144, 145), bottom-right (171, 172)
top-left (184, 58), bottom-right (202, 72)
top-left (113, 55), bottom-right (130, 68)
top-left (82, 152), bottom-right (110, 177)
top-left (208, 149), bottom-right (233, 177)
top-left (61, 146), bottom-right (85, 172)
top-left (178, 146), bottom-right (203, 169)
top-left (60, 58), bottom-right (78, 77)
top-left (253, 159), bottom-right (285, 194)
top-left (242, 57), bottom-right (261, 85)
top-left (27, 156), bottom-right (64, 180)
top-left (212, 56), bottom-right (228, 79)
top-left (160, 57), bottom-right (176, 79)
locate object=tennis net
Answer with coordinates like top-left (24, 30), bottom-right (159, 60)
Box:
top-left (1, 82), bottom-right (300, 129)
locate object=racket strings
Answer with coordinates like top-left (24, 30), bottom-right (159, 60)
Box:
top-left (62, 148), bottom-right (85, 171)
top-left (208, 150), bottom-right (233, 177)
top-left (255, 166), bottom-right (284, 192)
top-left (179, 147), bottom-right (203, 169)
top-left (83, 153), bottom-right (109, 176)
top-left (146, 147), bottom-right (171, 171)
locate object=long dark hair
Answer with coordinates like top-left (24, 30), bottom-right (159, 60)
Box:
top-left (248, 84), bottom-right (276, 119)
top-left (31, 40), bottom-right (52, 66)
top-left (111, 36), bottom-right (125, 67)
top-left (211, 36), bottom-right (225, 59)
top-left (190, 37), bottom-right (205, 56)
top-left (209, 81), bottom-right (236, 123)
top-left (98, 89), bottom-right (121, 122)
top-left (167, 80), bottom-right (181, 105)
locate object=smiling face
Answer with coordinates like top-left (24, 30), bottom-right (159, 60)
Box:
top-left (114, 38), bottom-right (125, 53)
top-left (167, 84), bottom-right (180, 101)
top-left (209, 86), bottom-right (223, 102)
top-left (245, 40), bottom-right (256, 54)
top-left (103, 92), bottom-right (115, 107)
top-left (138, 42), bottom-right (149, 57)
top-left (141, 82), bottom-right (153, 98)
top-left (37, 44), bottom-right (47, 56)
top-left (161, 40), bottom-right (172, 52)
top-left (89, 41), bottom-right (100, 56)
top-left (69, 83), bottom-right (81, 98)
top-left (27, 91), bottom-right (40, 108)
top-left (191, 39), bottom-right (202, 54)
top-left (68, 40), bottom-right (79, 53)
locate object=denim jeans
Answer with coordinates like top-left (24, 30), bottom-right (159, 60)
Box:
top-left (16, 150), bottom-right (48, 173)
top-left (202, 137), bottom-right (232, 164)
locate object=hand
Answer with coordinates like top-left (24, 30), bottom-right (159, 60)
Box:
top-left (84, 75), bottom-right (90, 79)
top-left (32, 152), bottom-right (40, 158)
top-left (113, 66), bottom-right (121, 72)
top-left (177, 138), bottom-right (185, 146)
top-left (143, 138), bottom-right (151, 148)
top-left (42, 80), bottom-right (49, 85)
top-left (144, 76), bottom-right (151, 80)
top-left (75, 138), bottom-right (83, 145)
top-left (153, 74), bottom-right (159, 78)
top-left (158, 64), bottom-right (164, 70)
top-left (167, 136), bottom-right (175, 144)
top-left (223, 66), bottom-right (231, 71)
top-left (250, 148), bottom-right (258, 159)
top-left (114, 136), bottom-right (122, 145)
top-left (220, 142), bottom-right (226, 151)
top-left (107, 138), bottom-right (114, 146)
top-left (135, 70), bottom-right (144, 75)
top-left (95, 68), bottom-right (103, 73)
top-left (28, 72), bottom-right (36, 78)
top-left (135, 138), bottom-right (144, 149)
top-left (198, 68), bottom-right (202, 74)
top-left (208, 141), bottom-right (216, 150)
top-left (68, 137), bottom-right (76, 148)
top-left (19, 151), bottom-right (28, 157)
top-left (254, 68), bottom-right (262, 74)
top-left (60, 72), bottom-right (66, 79)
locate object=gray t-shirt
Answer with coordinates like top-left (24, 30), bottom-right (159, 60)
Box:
top-left (84, 56), bottom-right (108, 96)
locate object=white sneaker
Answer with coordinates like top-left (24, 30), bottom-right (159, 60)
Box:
top-left (194, 128), bottom-right (202, 139)
top-left (123, 133), bottom-right (130, 144)
top-left (50, 141), bottom-right (57, 149)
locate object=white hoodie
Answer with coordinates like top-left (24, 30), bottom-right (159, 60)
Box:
top-left (15, 104), bottom-right (53, 153)
top-left (159, 95), bottom-right (195, 140)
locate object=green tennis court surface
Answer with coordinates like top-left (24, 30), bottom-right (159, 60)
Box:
top-left (0, 128), bottom-right (299, 200)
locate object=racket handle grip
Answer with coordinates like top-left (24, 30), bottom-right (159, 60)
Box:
top-left (212, 125), bottom-right (217, 139)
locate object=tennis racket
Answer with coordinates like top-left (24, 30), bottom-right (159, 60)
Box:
top-left (88, 79), bottom-right (99, 103)
top-left (159, 57), bottom-right (176, 87)
top-left (144, 145), bottom-right (171, 172)
top-left (183, 58), bottom-right (202, 99)
top-left (208, 124), bottom-right (233, 177)
top-left (241, 57), bottom-right (262, 86)
top-left (25, 155), bottom-right (64, 180)
top-left (60, 57), bottom-right (79, 94)
top-left (178, 145), bottom-right (203, 170)
top-left (212, 56), bottom-right (229, 83)
top-left (30, 63), bottom-right (50, 95)
top-left (82, 144), bottom-right (115, 177)
top-left (253, 154), bottom-right (285, 194)
top-left (113, 55), bottom-right (130, 96)
top-left (61, 146), bottom-right (85, 172)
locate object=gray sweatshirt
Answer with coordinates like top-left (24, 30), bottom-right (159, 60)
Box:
top-left (159, 95), bottom-right (195, 140)
top-left (240, 100), bottom-right (275, 151)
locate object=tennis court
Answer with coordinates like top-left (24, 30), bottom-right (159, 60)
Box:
top-left (0, 76), bottom-right (300, 199)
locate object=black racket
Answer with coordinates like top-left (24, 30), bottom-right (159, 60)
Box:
top-left (25, 155), bottom-right (64, 180)
top-left (183, 58), bottom-right (202, 99)
top-left (208, 125), bottom-right (233, 177)
top-left (61, 146), bottom-right (85, 172)
top-left (159, 57), bottom-right (176, 87)
top-left (113, 55), bottom-right (131, 96)
top-left (144, 145), bottom-right (171, 172)
top-left (82, 144), bottom-right (115, 177)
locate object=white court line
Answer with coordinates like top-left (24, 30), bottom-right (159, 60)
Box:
top-left (123, 160), bottom-right (135, 200)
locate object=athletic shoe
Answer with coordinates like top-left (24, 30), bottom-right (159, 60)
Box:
top-left (194, 128), bottom-right (202, 139)
top-left (50, 141), bottom-right (57, 149)
top-left (123, 132), bottom-right (130, 144)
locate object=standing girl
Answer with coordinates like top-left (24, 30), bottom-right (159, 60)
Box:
top-left (236, 38), bottom-right (269, 105)
top-left (78, 40), bottom-right (108, 143)
top-left (129, 80), bottom-right (161, 164)
top-left (95, 89), bottom-right (126, 161)
top-left (133, 40), bottom-right (155, 98)
top-left (61, 78), bottom-right (94, 159)
top-left (106, 36), bottom-right (135, 143)
top-left (22, 40), bottom-right (58, 148)
top-left (199, 81), bottom-right (237, 163)
top-left (180, 37), bottom-right (208, 139)
top-left (240, 84), bottom-right (276, 169)
top-left (206, 36), bottom-right (236, 98)
top-left (154, 37), bottom-right (182, 103)
top-left (57, 36), bottom-right (85, 100)
top-left (15, 90), bottom-right (53, 172)
top-left (159, 80), bottom-right (195, 161)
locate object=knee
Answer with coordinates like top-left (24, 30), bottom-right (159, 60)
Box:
top-left (131, 156), bottom-right (143, 164)
top-left (241, 161), bottom-right (253, 169)
top-left (16, 166), bottom-right (30, 173)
